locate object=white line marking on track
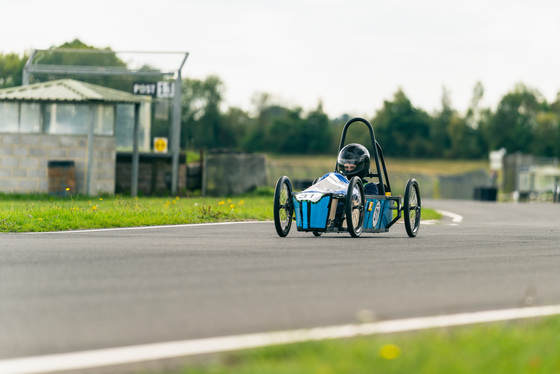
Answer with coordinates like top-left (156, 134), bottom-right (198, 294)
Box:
top-left (436, 209), bottom-right (463, 225)
top-left (2, 304), bottom-right (560, 374)
top-left (22, 221), bottom-right (269, 234)
top-left (420, 219), bottom-right (438, 225)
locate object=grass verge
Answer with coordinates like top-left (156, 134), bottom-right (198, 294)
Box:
top-left (0, 193), bottom-right (272, 232)
top-left (0, 190), bottom-right (440, 233)
top-left (162, 315), bottom-right (560, 374)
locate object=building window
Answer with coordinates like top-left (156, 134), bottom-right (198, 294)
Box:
top-left (42, 103), bottom-right (115, 136)
top-left (0, 102), bottom-right (19, 132)
top-left (20, 103), bottom-right (41, 133)
top-left (1, 101), bottom-right (119, 137)
top-left (115, 103), bottom-right (150, 151)
top-left (115, 104), bottom-right (134, 149)
top-left (44, 103), bottom-right (90, 135)
top-left (94, 105), bottom-right (115, 136)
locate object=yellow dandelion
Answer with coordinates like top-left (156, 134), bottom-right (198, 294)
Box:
top-left (175, 196), bottom-right (180, 200)
top-left (38, 218), bottom-right (42, 221)
top-left (65, 188), bottom-right (70, 191)
top-left (227, 198), bottom-right (232, 203)
top-left (92, 205), bottom-right (98, 210)
top-left (230, 204), bottom-right (235, 208)
top-left (239, 200), bottom-right (245, 205)
top-left (99, 198), bottom-right (103, 201)
top-left (218, 201), bottom-right (225, 205)
top-left (380, 344), bottom-right (401, 360)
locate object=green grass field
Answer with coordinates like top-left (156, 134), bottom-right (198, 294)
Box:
top-left (267, 155), bottom-right (489, 176)
top-left (0, 193), bottom-right (269, 232)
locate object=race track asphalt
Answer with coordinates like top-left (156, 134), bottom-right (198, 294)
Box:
top-left (1, 199), bottom-right (560, 361)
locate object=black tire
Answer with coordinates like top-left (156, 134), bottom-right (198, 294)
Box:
top-left (274, 176), bottom-right (293, 237)
top-left (345, 177), bottom-right (365, 238)
top-left (404, 178), bottom-right (421, 237)
top-left (312, 231), bottom-right (323, 237)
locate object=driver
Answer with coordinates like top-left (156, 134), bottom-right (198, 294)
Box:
top-left (337, 143), bottom-right (378, 195)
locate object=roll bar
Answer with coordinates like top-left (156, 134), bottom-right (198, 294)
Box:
top-left (336, 117), bottom-right (391, 194)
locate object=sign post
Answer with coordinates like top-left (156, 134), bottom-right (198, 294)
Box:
top-left (153, 137), bottom-right (168, 153)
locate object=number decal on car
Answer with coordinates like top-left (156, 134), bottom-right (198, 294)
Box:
top-left (372, 201), bottom-right (381, 228)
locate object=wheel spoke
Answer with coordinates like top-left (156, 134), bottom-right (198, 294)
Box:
top-left (408, 187), bottom-right (420, 229)
top-left (351, 196), bottom-right (361, 226)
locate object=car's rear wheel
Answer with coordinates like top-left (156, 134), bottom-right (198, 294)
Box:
top-left (345, 177), bottom-right (365, 238)
top-left (274, 176), bottom-right (293, 237)
top-left (404, 178), bottom-right (421, 237)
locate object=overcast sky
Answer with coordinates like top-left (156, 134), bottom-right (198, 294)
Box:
top-left (3, 0), bottom-right (560, 118)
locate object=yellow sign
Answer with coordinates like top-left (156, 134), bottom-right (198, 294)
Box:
top-left (154, 137), bottom-right (168, 153)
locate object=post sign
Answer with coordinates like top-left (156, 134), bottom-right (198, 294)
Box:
top-left (133, 82), bottom-right (175, 98)
top-left (133, 82), bottom-right (157, 96)
top-left (153, 137), bottom-right (168, 153)
top-left (157, 81), bottom-right (175, 98)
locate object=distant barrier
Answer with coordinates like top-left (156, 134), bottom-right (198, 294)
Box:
top-left (473, 187), bottom-right (498, 201)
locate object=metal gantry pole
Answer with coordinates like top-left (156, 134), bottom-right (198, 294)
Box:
top-left (131, 103), bottom-right (140, 197)
top-left (22, 50), bottom-right (36, 86)
top-left (171, 73), bottom-right (182, 196)
top-left (171, 52), bottom-right (188, 196)
top-left (86, 104), bottom-right (96, 195)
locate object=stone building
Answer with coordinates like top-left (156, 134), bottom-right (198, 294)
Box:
top-left (0, 79), bottom-right (151, 195)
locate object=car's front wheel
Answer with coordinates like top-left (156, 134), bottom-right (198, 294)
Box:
top-left (345, 177), bottom-right (365, 238)
top-left (273, 176), bottom-right (293, 237)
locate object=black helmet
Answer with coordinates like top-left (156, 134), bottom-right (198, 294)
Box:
top-left (337, 143), bottom-right (370, 179)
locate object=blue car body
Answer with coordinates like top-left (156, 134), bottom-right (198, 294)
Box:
top-left (292, 172), bottom-right (395, 233)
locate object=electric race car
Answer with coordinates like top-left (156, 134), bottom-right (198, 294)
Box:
top-left (273, 117), bottom-right (421, 238)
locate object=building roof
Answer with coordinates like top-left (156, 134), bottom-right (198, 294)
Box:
top-left (0, 79), bottom-right (151, 104)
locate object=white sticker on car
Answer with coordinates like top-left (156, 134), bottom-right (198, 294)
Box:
top-left (372, 201), bottom-right (381, 228)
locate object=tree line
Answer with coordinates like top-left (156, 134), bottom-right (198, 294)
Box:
top-left (171, 76), bottom-right (560, 160)
top-left (2, 40), bottom-right (560, 160)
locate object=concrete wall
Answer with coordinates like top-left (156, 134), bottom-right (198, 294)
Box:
top-left (115, 153), bottom-right (187, 196)
top-left (0, 134), bottom-right (115, 195)
top-left (203, 152), bottom-right (267, 196)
